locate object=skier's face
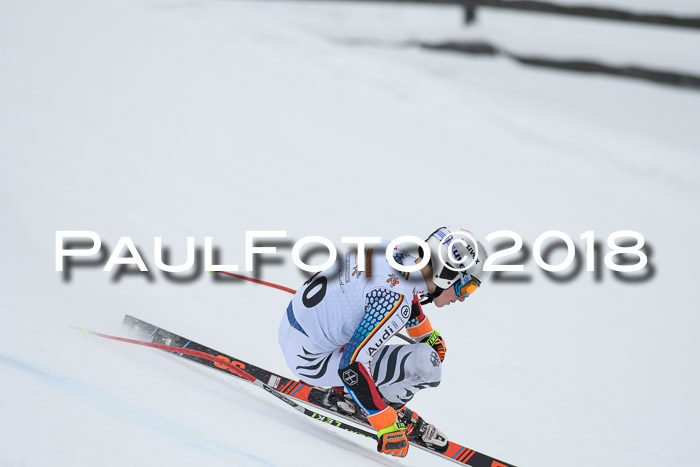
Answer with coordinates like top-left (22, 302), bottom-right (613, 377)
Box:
top-left (433, 285), bottom-right (465, 308)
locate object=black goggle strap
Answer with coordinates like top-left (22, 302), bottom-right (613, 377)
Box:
top-left (420, 286), bottom-right (445, 305)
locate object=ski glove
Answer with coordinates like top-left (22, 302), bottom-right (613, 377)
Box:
top-left (421, 330), bottom-right (446, 362)
top-left (376, 422), bottom-right (409, 457)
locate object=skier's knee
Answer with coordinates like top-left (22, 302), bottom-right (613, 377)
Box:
top-left (412, 343), bottom-right (442, 386)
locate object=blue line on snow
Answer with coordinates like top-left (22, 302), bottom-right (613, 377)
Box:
top-left (0, 352), bottom-right (277, 467)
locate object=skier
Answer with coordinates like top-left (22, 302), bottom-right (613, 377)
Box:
top-left (278, 226), bottom-right (489, 458)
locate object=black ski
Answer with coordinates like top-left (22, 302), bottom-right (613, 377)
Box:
top-left (122, 315), bottom-right (516, 467)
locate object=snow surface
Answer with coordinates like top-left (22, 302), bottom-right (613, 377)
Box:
top-left (1, 0), bottom-right (700, 466)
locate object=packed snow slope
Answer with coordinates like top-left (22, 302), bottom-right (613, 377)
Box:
top-left (1, 0), bottom-right (699, 466)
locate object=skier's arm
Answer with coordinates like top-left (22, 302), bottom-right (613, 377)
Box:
top-left (405, 295), bottom-right (433, 338)
top-left (337, 288), bottom-right (406, 431)
top-left (406, 296), bottom-right (447, 361)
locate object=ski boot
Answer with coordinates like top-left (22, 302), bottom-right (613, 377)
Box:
top-left (396, 405), bottom-right (449, 453)
top-left (321, 386), bottom-right (361, 417)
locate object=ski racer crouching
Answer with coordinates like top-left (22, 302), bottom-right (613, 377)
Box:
top-left (278, 226), bottom-right (489, 458)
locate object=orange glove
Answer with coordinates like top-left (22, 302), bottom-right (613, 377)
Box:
top-left (421, 330), bottom-right (446, 362)
top-left (376, 422), bottom-right (409, 457)
top-left (369, 407), bottom-right (409, 457)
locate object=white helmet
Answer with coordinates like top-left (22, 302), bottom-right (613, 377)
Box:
top-left (422, 226), bottom-right (489, 301)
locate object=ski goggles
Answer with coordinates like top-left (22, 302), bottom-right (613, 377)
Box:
top-left (454, 276), bottom-right (481, 298)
